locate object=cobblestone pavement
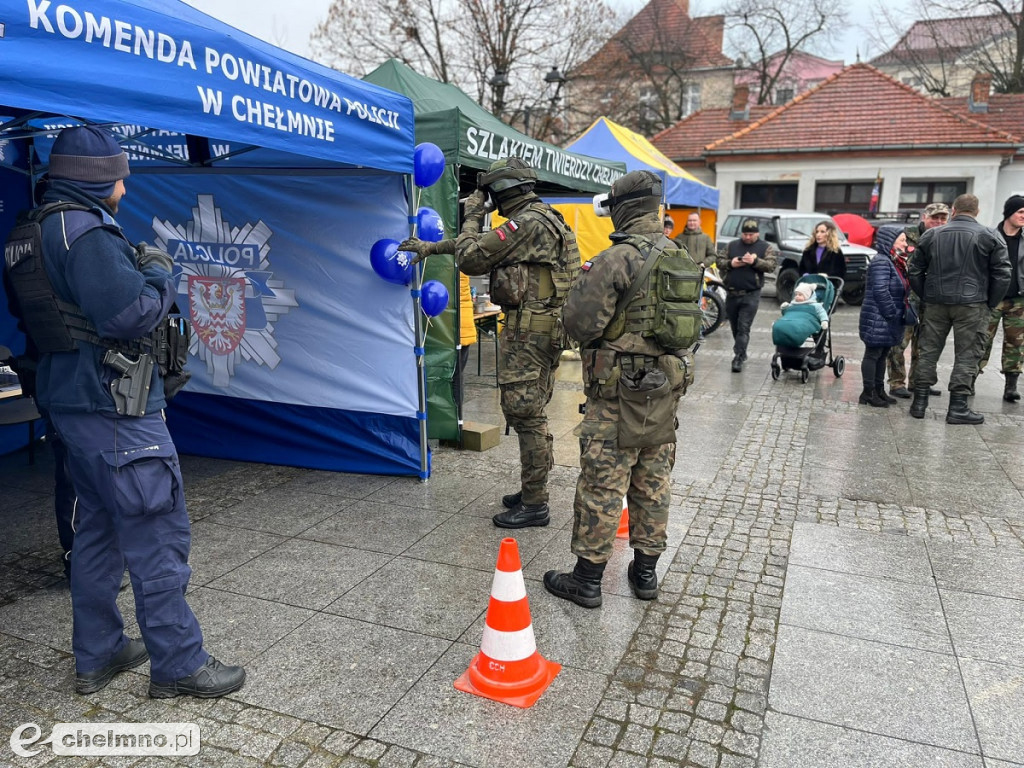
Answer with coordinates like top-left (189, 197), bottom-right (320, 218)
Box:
top-left (2, 298), bottom-right (1023, 768)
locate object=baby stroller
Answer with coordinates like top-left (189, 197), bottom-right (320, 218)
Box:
top-left (770, 274), bottom-right (845, 383)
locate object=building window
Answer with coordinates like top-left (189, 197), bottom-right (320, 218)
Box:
top-left (681, 82), bottom-right (701, 117)
top-left (738, 182), bottom-right (798, 209)
top-left (815, 182), bottom-right (876, 213)
top-left (898, 180), bottom-right (967, 210)
top-left (774, 87), bottom-right (794, 104)
top-left (638, 86), bottom-right (659, 128)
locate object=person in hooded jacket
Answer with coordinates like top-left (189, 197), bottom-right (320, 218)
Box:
top-left (542, 170), bottom-right (693, 609)
top-left (399, 158), bottom-right (579, 529)
top-left (858, 226), bottom-right (910, 407)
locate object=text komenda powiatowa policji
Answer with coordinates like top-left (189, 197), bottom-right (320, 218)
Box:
top-left (25, 0), bottom-right (401, 143)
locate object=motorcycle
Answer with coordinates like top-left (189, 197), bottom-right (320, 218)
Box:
top-left (700, 264), bottom-right (726, 336)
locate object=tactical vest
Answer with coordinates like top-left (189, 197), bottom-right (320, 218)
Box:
top-left (4, 202), bottom-right (192, 397)
top-left (526, 201), bottom-right (581, 307)
top-left (603, 235), bottom-right (704, 350)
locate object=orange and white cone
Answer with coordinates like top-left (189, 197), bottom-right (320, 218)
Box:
top-left (454, 537), bottom-right (561, 708)
top-left (616, 495), bottom-right (629, 539)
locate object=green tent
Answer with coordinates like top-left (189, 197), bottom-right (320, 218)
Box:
top-left (365, 59), bottom-right (626, 442)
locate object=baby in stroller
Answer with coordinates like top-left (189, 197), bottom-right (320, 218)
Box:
top-left (770, 275), bottom-right (846, 382)
top-left (773, 282), bottom-right (828, 347)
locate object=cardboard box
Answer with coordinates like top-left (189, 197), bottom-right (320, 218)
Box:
top-left (462, 421), bottom-right (500, 452)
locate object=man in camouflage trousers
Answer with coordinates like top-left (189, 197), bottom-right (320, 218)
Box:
top-left (544, 170), bottom-right (693, 609)
top-left (400, 158), bottom-right (579, 527)
top-left (978, 195), bottom-right (1024, 402)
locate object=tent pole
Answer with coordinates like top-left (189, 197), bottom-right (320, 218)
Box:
top-left (409, 174), bottom-right (430, 482)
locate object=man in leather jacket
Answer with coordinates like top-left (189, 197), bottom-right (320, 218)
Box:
top-left (908, 193), bottom-right (1010, 423)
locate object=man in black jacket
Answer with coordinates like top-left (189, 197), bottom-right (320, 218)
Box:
top-left (908, 194), bottom-right (1011, 424)
top-left (716, 219), bottom-right (778, 372)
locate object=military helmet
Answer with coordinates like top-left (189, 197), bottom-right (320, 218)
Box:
top-left (608, 170), bottom-right (662, 213)
top-left (478, 157), bottom-right (538, 195)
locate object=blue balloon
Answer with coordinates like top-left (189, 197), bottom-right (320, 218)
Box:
top-left (413, 142), bottom-right (445, 188)
top-left (421, 280), bottom-right (450, 317)
top-left (416, 207), bottom-right (445, 242)
top-left (369, 238), bottom-right (413, 285)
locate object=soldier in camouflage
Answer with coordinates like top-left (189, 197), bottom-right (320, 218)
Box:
top-left (400, 158), bottom-right (579, 527)
top-left (544, 170), bottom-right (693, 609)
top-left (978, 195), bottom-right (1024, 402)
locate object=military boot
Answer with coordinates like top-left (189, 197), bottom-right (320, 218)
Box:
top-left (543, 557), bottom-right (606, 608)
top-left (493, 501), bottom-right (549, 529)
top-left (627, 552), bottom-right (660, 600)
top-left (501, 491), bottom-right (522, 508)
top-left (1004, 373), bottom-right (1021, 402)
top-left (946, 394), bottom-right (984, 425)
top-left (909, 386), bottom-right (930, 419)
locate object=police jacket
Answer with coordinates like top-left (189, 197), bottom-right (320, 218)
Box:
top-left (34, 182), bottom-right (175, 415)
top-left (909, 214), bottom-right (1010, 308)
top-left (562, 212), bottom-right (665, 358)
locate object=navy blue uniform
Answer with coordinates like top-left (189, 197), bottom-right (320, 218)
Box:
top-left (36, 181), bottom-right (207, 682)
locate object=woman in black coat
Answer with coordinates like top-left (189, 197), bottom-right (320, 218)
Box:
top-left (799, 220), bottom-right (847, 280)
top-left (858, 227), bottom-right (910, 407)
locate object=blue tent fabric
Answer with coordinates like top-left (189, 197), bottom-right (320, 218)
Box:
top-left (566, 118), bottom-right (719, 210)
top-left (0, 0), bottom-right (426, 475)
top-left (0, 0), bottom-right (412, 172)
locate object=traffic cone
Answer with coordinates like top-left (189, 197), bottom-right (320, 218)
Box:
top-left (454, 537), bottom-right (561, 708)
top-left (616, 496), bottom-right (629, 538)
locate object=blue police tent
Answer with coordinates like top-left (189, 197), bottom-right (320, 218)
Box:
top-left (0, 0), bottom-right (428, 476)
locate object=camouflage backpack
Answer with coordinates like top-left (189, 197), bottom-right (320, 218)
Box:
top-left (604, 235), bottom-right (704, 350)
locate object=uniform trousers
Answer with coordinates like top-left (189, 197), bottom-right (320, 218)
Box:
top-left (912, 302), bottom-right (991, 395)
top-left (49, 410), bottom-right (207, 682)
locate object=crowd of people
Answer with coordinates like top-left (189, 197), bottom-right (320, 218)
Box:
top-left (714, 194), bottom-right (1022, 425)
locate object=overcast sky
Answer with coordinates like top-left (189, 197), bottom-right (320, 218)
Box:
top-left (183, 0), bottom-right (898, 69)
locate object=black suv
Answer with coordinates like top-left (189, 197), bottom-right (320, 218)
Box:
top-left (716, 209), bottom-right (877, 304)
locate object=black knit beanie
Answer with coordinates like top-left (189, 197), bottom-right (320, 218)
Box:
top-left (1003, 195), bottom-right (1024, 221)
top-left (49, 126), bottom-right (130, 198)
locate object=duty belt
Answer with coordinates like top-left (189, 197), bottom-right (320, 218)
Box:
top-left (511, 308), bottom-right (558, 337)
top-left (726, 288), bottom-right (760, 296)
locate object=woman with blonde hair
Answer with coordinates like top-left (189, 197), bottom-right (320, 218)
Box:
top-left (799, 220), bottom-right (846, 280)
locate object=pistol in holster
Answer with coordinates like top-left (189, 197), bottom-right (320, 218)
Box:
top-left (103, 350), bottom-right (154, 417)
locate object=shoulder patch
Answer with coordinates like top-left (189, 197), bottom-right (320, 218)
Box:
top-left (496, 228), bottom-right (506, 241)
top-left (581, 261), bottom-right (592, 271)
top-left (507, 219), bottom-right (518, 231)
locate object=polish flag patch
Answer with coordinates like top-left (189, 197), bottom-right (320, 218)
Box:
top-left (507, 220), bottom-right (518, 231)
top-left (581, 260), bottom-right (593, 271)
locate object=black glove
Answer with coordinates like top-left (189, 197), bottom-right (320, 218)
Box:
top-left (463, 189), bottom-right (487, 221)
top-left (135, 243), bottom-right (174, 274)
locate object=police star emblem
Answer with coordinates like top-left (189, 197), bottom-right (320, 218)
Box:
top-left (153, 194), bottom-right (298, 388)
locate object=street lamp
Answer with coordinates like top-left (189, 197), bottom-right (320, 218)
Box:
top-left (489, 69), bottom-right (509, 116)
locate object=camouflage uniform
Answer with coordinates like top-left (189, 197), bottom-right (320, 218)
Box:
top-left (978, 298), bottom-right (1024, 374)
top-left (544, 171), bottom-right (693, 608)
top-left (400, 159), bottom-right (579, 516)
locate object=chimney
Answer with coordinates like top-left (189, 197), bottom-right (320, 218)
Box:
top-left (969, 72), bottom-right (992, 113)
top-left (730, 84), bottom-right (750, 120)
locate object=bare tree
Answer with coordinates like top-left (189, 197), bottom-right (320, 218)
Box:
top-left (310, 0), bottom-right (617, 140)
top-left (870, 0), bottom-right (1022, 96)
top-left (725, 0), bottom-right (847, 105)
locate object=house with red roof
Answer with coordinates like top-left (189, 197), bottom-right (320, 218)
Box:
top-left (570, 0), bottom-right (735, 135)
top-left (870, 13), bottom-right (1017, 96)
top-left (652, 63), bottom-right (1021, 224)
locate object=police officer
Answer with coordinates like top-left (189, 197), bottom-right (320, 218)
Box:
top-left (717, 220), bottom-right (778, 372)
top-left (543, 170), bottom-right (693, 608)
top-left (400, 158), bottom-right (579, 528)
top-left (6, 126), bottom-right (244, 697)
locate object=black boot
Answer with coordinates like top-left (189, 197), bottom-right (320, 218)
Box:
top-left (909, 387), bottom-right (929, 419)
top-left (877, 388), bottom-right (898, 405)
top-left (731, 355), bottom-right (743, 373)
top-left (628, 552), bottom-right (660, 600)
top-left (493, 501), bottom-right (550, 529)
top-left (946, 394), bottom-right (984, 425)
top-left (1004, 373), bottom-right (1021, 402)
top-left (544, 557), bottom-right (605, 608)
top-left (859, 388), bottom-right (888, 407)
top-left (76, 638), bottom-right (149, 695)
top-left (501, 491), bottom-right (522, 508)
top-left (149, 656), bottom-right (246, 699)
